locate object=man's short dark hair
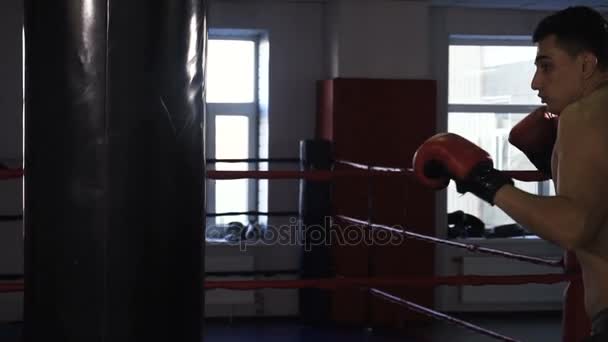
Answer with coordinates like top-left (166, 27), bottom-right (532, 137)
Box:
top-left (533, 6), bottom-right (608, 71)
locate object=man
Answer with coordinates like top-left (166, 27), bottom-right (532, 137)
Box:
top-left (413, 6), bottom-right (608, 341)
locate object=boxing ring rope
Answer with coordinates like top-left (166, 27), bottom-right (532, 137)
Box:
top-left (0, 273), bottom-right (576, 293)
top-left (0, 274), bottom-right (23, 281)
top-left (0, 168), bottom-right (24, 223)
top-left (0, 167), bottom-right (23, 180)
top-left (205, 274), bottom-right (575, 289)
top-left (0, 158), bottom-right (583, 341)
top-left (0, 215), bottom-right (22, 222)
top-left (0, 283), bottom-right (23, 293)
top-left (369, 288), bottom-right (520, 342)
top-left (207, 167), bottom-right (550, 183)
top-left (0, 165), bottom-right (549, 182)
top-left (334, 159), bottom-right (551, 182)
top-left (208, 169), bottom-right (392, 180)
top-left (336, 215), bottom-right (564, 268)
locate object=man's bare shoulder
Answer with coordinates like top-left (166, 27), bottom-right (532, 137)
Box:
top-left (578, 82), bottom-right (608, 121)
top-left (555, 85), bottom-right (608, 194)
top-left (554, 85), bottom-right (608, 253)
top-left (558, 84), bottom-right (608, 144)
top-left (559, 81), bottom-right (608, 118)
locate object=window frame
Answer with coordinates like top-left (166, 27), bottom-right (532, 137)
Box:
top-left (206, 33), bottom-right (262, 226)
top-left (447, 35), bottom-right (553, 229)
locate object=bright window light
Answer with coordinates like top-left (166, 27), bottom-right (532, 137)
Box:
top-left (448, 112), bottom-right (541, 228)
top-left (449, 45), bottom-right (541, 105)
top-left (215, 115), bottom-right (249, 225)
top-left (447, 42), bottom-right (552, 231)
top-left (207, 40), bottom-right (255, 103)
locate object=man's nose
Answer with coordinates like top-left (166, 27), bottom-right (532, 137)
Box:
top-left (531, 70), bottom-right (541, 91)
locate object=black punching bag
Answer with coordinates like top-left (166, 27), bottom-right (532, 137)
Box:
top-left (24, 1), bottom-right (207, 341)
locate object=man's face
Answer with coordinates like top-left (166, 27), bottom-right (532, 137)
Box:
top-left (531, 34), bottom-right (585, 114)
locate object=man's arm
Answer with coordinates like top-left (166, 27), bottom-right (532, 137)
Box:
top-left (494, 106), bottom-right (608, 250)
top-left (493, 186), bottom-right (589, 248)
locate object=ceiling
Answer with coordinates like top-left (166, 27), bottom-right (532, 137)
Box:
top-left (429, 0), bottom-right (608, 11)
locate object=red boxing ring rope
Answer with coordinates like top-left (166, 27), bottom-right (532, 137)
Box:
top-left (0, 161), bottom-right (548, 182)
top-left (335, 159), bottom-right (550, 182)
top-left (370, 288), bottom-right (520, 342)
top-left (205, 273), bottom-right (574, 290)
top-left (207, 169), bottom-right (549, 182)
top-left (336, 215), bottom-right (564, 268)
top-left (0, 167), bottom-right (23, 180)
top-left (0, 273), bottom-right (575, 293)
top-left (0, 283), bottom-right (23, 293)
top-left (0, 165), bottom-right (547, 183)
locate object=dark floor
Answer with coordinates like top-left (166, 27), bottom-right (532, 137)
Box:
top-left (415, 312), bottom-right (562, 341)
top-left (0, 312), bottom-right (563, 342)
top-left (205, 319), bottom-right (415, 341)
top-left (0, 321), bottom-right (413, 342)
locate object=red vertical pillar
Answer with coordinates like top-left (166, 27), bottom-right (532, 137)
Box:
top-left (562, 251), bottom-right (591, 342)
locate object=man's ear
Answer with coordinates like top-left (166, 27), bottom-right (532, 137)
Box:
top-left (581, 52), bottom-right (599, 79)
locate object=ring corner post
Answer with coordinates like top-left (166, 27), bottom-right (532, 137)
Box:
top-left (298, 139), bottom-right (333, 324)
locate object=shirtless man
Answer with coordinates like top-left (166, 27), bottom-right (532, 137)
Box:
top-left (413, 6), bottom-right (608, 341)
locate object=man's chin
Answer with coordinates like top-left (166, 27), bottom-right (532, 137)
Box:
top-left (546, 104), bottom-right (561, 115)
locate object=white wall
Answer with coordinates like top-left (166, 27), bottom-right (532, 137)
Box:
top-left (328, 0), bottom-right (432, 79)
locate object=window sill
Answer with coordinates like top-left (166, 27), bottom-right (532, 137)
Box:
top-left (205, 238), bottom-right (285, 248)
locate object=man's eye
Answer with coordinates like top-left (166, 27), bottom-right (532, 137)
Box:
top-left (539, 63), bottom-right (552, 72)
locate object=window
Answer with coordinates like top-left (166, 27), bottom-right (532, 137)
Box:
top-left (447, 36), bottom-right (553, 230)
top-left (206, 34), bottom-right (269, 231)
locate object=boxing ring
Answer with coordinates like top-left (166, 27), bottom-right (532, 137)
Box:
top-left (0, 148), bottom-right (591, 341)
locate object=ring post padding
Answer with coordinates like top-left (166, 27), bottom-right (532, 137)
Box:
top-left (299, 139), bottom-right (333, 323)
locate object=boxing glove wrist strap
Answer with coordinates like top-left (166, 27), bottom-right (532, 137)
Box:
top-left (456, 165), bottom-right (514, 205)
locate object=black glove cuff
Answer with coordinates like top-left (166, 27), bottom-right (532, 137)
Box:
top-left (457, 165), bottom-right (514, 205)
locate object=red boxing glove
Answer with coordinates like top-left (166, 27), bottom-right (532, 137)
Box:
top-left (413, 133), bottom-right (513, 205)
top-left (509, 106), bottom-right (558, 178)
